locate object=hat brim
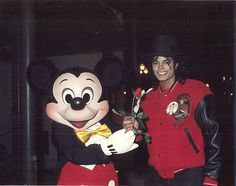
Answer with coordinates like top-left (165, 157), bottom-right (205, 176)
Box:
top-left (144, 52), bottom-right (181, 57)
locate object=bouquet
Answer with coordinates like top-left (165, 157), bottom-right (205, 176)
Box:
top-left (112, 87), bottom-right (153, 143)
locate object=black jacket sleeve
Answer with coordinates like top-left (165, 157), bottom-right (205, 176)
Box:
top-left (52, 123), bottom-right (109, 165)
top-left (194, 95), bottom-right (221, 181)
top-left (100, 116), bottom-right (123, 133)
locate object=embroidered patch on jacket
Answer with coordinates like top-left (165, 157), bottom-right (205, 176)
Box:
top-left (166, 101), bottom-right (179, 115)
top-left (173, 94), bottom-right (191, 120)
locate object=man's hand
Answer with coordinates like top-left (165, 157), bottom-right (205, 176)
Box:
top-left (122, 116), bottom-right (139, 131)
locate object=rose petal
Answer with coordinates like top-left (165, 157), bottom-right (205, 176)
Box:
top-left (134, 87), bottom-right (142, 97)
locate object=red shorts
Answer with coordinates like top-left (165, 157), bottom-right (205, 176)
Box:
top-left (58, 161), bottom-right (119, 186)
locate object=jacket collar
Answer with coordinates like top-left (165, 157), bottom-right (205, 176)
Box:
top-left (159, 80), bottom-right (178, 93)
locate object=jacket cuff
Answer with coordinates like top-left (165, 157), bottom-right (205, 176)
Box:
top-left (203, 176), bottom-right (218, 186)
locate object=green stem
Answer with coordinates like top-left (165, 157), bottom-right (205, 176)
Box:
top-left (131, 96), bottom-right (135, 113)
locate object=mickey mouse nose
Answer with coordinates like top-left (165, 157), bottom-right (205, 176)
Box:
top-left (71, 97), bottom-right (86, 110)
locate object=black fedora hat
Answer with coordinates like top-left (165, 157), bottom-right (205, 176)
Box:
top-left (148, 34), bottom-right (181, 57)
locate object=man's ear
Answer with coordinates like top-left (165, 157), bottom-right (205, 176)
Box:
top-left (175, 63), bottom-right (179, 70)
top-left (26, 58), bottom-right (58, 93)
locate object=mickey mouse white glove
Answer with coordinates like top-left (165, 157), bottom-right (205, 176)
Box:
top-left (100, 129), bottom-right (139, 156)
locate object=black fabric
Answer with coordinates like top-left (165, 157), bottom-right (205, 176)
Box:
top-left (149, 34), bottom-right (181, 57)
top-left (184, 128), bottom-right (200, 153)
top-left (52, 116), bottom-right (122, 169)
top-left (194, 95), bottom-right (221, 181)
top-left (52, 123), bottom-right (109, 165)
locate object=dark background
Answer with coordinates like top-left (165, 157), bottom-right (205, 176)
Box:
top-left (0, 0), bottom-right (234, 185)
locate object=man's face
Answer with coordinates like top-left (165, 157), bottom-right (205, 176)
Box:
top-left (152, 56), bottom-right (178, 88)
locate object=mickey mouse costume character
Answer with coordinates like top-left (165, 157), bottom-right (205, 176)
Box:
top-left (27, 64), bottom-right (138, 186)
top-left (123, 35), bottom-right (221, 186)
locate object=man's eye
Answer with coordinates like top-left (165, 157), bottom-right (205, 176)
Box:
top-left (164, 61), bottom-right (171, 65)
top-left (152, 61), bottom-right (158, 65)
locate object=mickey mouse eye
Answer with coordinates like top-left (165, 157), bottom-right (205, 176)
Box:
top-left (62, 89), bottom-right (75, 104)
top-left (82, 88), bottom-right (94, 104)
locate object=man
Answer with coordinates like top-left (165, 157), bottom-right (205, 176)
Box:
top-left (123, 34), bottom-right (221, 186)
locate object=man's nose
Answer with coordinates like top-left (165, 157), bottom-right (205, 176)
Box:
top-left (158, 63), bottom-right (164, 70)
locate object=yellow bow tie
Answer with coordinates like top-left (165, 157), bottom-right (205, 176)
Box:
top-left (74, 124), bottom-right (112, 143)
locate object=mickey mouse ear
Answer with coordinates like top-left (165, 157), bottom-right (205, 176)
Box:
top-left (94, 55), bottom-right (125, 90)
top-left (26, 58), bottom-right (58, 92)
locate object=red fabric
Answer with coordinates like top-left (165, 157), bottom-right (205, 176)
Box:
top-left (203, 176), bottom-right (218, 186)
top-left (58, 161), bottom-right (119, 185)
top-left (141, 79), bottom-right (212, 178)
top-left (135, 134), bottom-right (143, 142)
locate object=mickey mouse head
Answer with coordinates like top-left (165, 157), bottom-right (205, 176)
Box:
top-left (46, 68), bottom-right (109, 131)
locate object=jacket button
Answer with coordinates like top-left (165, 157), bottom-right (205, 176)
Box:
top-left (160, 122), bottom-right (163, 125)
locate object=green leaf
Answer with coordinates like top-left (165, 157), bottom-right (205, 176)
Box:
top-left (131, 112), bottom-right (137, 118)
top-left (137, 119), bottom-right (145, 130)
top-left (144, 133), bottom-right (151, 143)
top-left (132, 128), bottom-right (142, 135)
top-left (137, 112), bottom-right (147, 119)
top-left (132, 127), bottom-right (138, 135)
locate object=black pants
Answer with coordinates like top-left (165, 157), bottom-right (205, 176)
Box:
top-left (120, 166), bottom-right (204, 186)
